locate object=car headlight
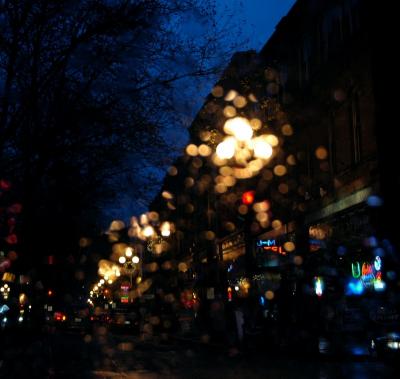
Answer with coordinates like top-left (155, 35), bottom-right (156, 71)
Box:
top-left (387, 341), bottom-right (400, 350)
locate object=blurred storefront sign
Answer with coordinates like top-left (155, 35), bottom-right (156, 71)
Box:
top-left (2, 272), bottom-right (15, 282)
top-left (218, 231), bottom-right (245, 262)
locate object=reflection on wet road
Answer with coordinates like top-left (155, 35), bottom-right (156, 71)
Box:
top-left (0, 328), bottom-right (397, 378)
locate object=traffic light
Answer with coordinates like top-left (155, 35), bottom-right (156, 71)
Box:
top-left (242, 190), bottom-right (255, 205)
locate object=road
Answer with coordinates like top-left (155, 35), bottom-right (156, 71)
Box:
top-left (0, 326), bottom-right (397, 378)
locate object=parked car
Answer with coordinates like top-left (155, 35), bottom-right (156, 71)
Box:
top-left (370, 332), bottom-right (400, 361)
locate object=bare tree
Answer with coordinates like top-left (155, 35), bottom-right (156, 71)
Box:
top-left (0, 0), bottom-right (241, 259)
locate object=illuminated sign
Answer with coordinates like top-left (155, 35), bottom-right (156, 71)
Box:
top-left (220, 232), bottom-right (245, 261)
top-left (2, 272), bottom-right (15, 282)
top-left (374, 256), bottom-right (382, 271)
top-left (352, 262), bottom-right (361, 278)
top-left (309, 238), bottom-right (327, 252)
top-left (263, 245), bottom-right (286, 255)
top-left (257, 240), bottom-right (286, 256)
top-left (349, 257), bottom-right (384, 293)
top-left (257, 239), bottom-right (276, 247)
top-left (120, 295), bottom-right (129, 303)
top-left (314, 277), bottom-right (324, 297)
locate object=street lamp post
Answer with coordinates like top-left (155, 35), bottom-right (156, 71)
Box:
top-left (118, 247), bottom-right (140, 287)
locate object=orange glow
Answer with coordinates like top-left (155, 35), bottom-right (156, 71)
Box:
top-left (242, 191), bottom-right (255, 205)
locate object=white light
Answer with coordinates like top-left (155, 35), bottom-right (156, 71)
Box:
top-left (234, 286), bottom-right (239, 291)
top-left (161, 229), bottom-right (170, 237)
top-left (132, 256), bottom-right (140, 264)
top-left (125, 247), bottom-right (133, 257)
top-left (119, 256), bottom-right (126, 264)
top-left (374, 280), bottom-right (386, 291)
top-left (387, 341), bottom-right (400, 350)
top-left (253, 137), bottom-right (273, 159)
top-left (374, 256), bottom-right (382, 271)
top-left (99, 279), bottom-right (105, 284)
top-left (224, 117), bottom-right (253, 141)
top-left (143, 226), bottom-right (155, 238)
top-left (216, 137), bottom-right (236, 159)
top-left (18, 316), bottom-right (23, 322)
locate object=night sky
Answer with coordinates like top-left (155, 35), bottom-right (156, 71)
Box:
top-left (104, 0), bottom-right (296, 224)
top-left (216, 0), bottom-right (296, 50)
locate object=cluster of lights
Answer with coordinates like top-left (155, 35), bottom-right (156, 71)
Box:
top-left (128, 215), bottom-right (173, 241)
top-left (214, 116), bottom-right (277, 179)
top-left (118, 247), bottom-right (141, 286)
top-left (0, 284), bottom-right (10, 299)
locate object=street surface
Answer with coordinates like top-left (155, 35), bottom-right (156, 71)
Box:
top-left (0, 327), bottom-right (397, 378)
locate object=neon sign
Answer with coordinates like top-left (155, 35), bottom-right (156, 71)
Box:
top-left (257, 239), bottom-right (276, 247)
top-left (351, 262), bottom-right (361, 278)
top-left (350, 258), bottom-right (384, 293)
top-left (374, 256), bottom-right (382, 271)
top-left (257, 239), bottom-right (286, 256)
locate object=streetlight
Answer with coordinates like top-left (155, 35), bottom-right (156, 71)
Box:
top-left (118, 247), bottom-right (140, 286)
top-left (0, 284), bottom-right (10, 300)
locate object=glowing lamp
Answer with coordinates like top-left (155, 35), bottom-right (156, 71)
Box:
top-left (125, 247), bottom-right (133, 257)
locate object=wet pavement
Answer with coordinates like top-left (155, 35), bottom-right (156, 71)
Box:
top-left (0, 327), bottom-right (398, 378)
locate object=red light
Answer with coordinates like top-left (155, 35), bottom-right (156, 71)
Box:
top-left (242, 191), bottom-right (255, 205)
top-left (47, 290), bottom-right (53, 296)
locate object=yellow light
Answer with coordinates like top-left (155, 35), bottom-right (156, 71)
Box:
top-left (99, 279), bottom-right (105, 284)
top-left (265, 134), bottom-right (279, 147)
top-left (223, 117), bottom-right (253, 141)
top-left (132, 256), bottom-right (140, 264)
top-left (225, 89), bottom-right (238, 101)
top-left (160, 222), bottom-right (171, 237)
top-left (143, 225), bottom-right (154, 237)
top-left (108, 279), bottom-right (113, 284)
top-left (125, 247), bottom-right (133, 257)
